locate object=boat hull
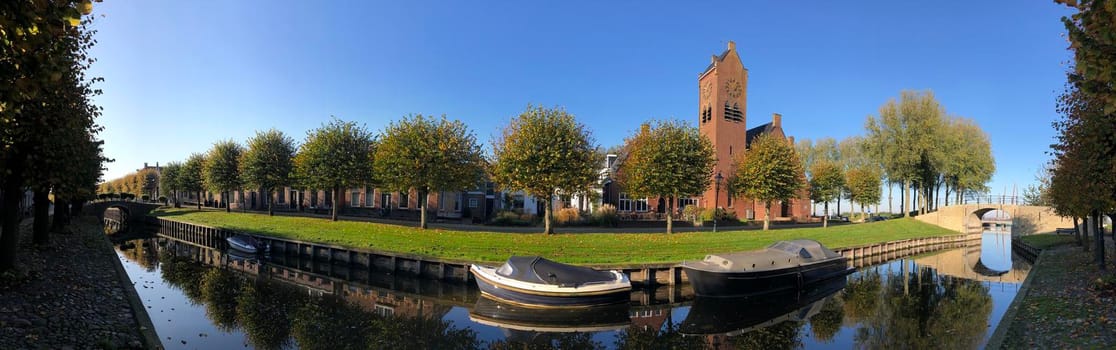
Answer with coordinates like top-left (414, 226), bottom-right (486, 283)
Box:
top-left (684, 258), bottom-right (849, 297)
top-left (226, 236), bottom-right (258, 254)
top-left (472, 266), bottom-right (630, 308)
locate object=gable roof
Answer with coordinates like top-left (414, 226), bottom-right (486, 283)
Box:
top-left (745, 122), bottom-right (774, 147)
top-left (703, 48), bottom-right (733, 74)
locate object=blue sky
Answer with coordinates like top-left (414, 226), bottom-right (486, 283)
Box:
top-left (89, 1), bottom-right (1073, 205)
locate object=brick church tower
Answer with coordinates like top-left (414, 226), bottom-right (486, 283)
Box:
top-left (698, 41), bottom-right (811, 222)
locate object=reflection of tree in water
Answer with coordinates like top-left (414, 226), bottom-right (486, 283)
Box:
top-left (118, 238), bottom-right (160, 271)
top-left (237, 280), bottom-right (305, 350)
top-left (487, 331), bottom-right (603, 350)
top-left (200, 268), bottom-right (242, 332)
top-left (158, 249), bottom-right (207, 303)
top-left (726, 320), bottom-right (804, 350)
top-left (851, 264), bottom-right (993, 349)
top-left (842, 269), bottom-right (882, 322)
top-left (614, 316), bottom-right (708, 350)
top-left (291, 296), bottom-right (376, 350)
top-left (808, 296), bottom-right (844, 343)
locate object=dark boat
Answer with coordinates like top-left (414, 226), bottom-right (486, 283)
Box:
top-left (682, 239), bottom-right (850, 297)
top-left (470, 256), bottom-right (631, 308)
top-left (469, 295), bottom-right (631, 333)
top-left (679, 274), bottom-right (847, 336)
top-left (226, 235), bottom-right (260, 254)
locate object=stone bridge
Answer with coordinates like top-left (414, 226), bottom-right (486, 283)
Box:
top-left (85, 200), bottom-right (163, 225)
top-left (915, 204), bottom-right (1071, 235)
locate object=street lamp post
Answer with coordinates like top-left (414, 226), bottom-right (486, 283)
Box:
top-left (714, 171), bottom-right (723, 233)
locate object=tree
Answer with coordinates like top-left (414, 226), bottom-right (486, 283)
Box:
top-left (846, 165), bottom-right (883, 221)
top-left (294, 118), bottom-right (376, 221)
top-left (864, 91), bottom-right (945, 216)
top-left (616, 120), bottom-right (716, 234)
top-left (809, 160), bottom-right (845, 228)
top-left (161, 162), bottom-right (183, 208)
top-left (490, 105), bottom-right (598, 234)
top-left (181, 153), bottom-right (206, 210)
top-left (204, 140), bottom-right (244, 213)
top-left (731, 133), bottom-right (805, 230)
top-left (1022, 164), bottom-right (1052, 207)
top-left (239, 129), bottom-right (296, 216)
top-left (374, 115), bottom-right (485, 229)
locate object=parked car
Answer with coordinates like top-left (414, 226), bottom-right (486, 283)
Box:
top-left (867, 215), bottom-right (887, 222)
top-left (828, 215), bottom-right (849, 222)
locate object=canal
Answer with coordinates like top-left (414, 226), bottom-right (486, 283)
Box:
top-left (111, 224), bottom-right (1029, 349)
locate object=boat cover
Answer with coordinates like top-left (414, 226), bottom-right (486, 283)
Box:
top-left (495, 256), bottom-right (616, 287)
top-left (694, 239), bottom-right (843, 272)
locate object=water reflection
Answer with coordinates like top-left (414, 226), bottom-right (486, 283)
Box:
top-left (112, 228), bottom-right (1030, 349)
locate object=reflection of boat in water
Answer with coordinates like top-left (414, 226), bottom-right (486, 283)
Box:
top-left (679, 274), bottom-right (847, 336)
top-left (226, 235), bottom-right (261, 254)
top-left (468, 296), bottom-right (630, 333)
top-left (470, 256), bottom-right (631, 307)
top-left (682, 240), bottom-right (849, 297)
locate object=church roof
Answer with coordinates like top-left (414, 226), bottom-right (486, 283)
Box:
top-left (702, 48), bottom-right (733, 73)
top-left (745, 122), bottom-right (774, 147)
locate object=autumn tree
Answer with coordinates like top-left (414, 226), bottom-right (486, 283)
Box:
top-left (731, 133), bottom-right (805, 230)
top-left (374, 115), bottom-right (485, 229)
top-left (181, 153), bottom-right (207, 210)
top-left (616, 120), bottom-right (716, 234)
top-left (846, 165), bottom-right (882, 221)
top-left (491, 105), bottom-right (598, 234)
top-left (864, 91), bottom-right (945, 216)
top-left (204, 140), bottom-right (244, 213)
top-left (809, 160), bottom-right (845, 228)
top-left (294, 118), bottom-right (376, 221)
top-left (239, 129), bottom-right (296, 216)
top-left (161, 162), bottom-right (183, 207)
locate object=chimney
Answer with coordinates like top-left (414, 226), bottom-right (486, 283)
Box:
top-left (727, 40), bottom-right (736, 51)
top-left (144, 162), bottom-right (148, 168)
top-left (772, 113), bottom-right (782, 128)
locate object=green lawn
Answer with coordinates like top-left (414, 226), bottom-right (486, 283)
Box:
top-left (152, 208), bottom-right (960, 265)
top-left (1019, 234), bottom-right (1079, 249)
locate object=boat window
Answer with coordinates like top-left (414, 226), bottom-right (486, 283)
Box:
top-left (768, 241), bottom-right (800, 253)
top-left (799, 248), bottom-right (813, 259)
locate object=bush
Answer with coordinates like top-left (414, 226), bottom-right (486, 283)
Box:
top-left (682, 205), bottom-right (704, 226)
top-left (158, 196), bottom-right (168, 204)
top-left (490, 210), bottom-right (532, 226)
top-left (141, 194), bottom-right (150, 201)
top-left (592, 204), bottom-right (619, 227)
top-left (700, 207), bottom-right (737, 222)
top-left (556, 207), bottom-right (581, 226)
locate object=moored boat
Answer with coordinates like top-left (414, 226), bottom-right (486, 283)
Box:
top-left (679, 274), bottom-right (847, 336)
top-left (682, 239), bottom-right (850, 297)
top-left (470, 256), bottom-right (631, 308)
top-left (226, 235), bottom-right (260, 254)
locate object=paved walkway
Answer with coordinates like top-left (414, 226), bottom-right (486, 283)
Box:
top-left (1000, 240), bottom-right (1116, 349)
top-left (0, 217), bottom-right (153, 349)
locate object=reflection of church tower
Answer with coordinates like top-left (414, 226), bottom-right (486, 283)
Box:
top-left (698, 41), bottom-right (748, 216)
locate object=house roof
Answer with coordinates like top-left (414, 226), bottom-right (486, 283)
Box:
top-left (745, 122), bottom-right (774, 147)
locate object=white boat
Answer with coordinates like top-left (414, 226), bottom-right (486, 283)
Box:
top-left (470, 256), bottom-right (631, 307)
top-left (226, 235), bottom-right (259, 254)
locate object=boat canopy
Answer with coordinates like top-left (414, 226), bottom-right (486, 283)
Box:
top-left (694, 239), bottom-right (842, 272)
top-left (496, 256), bottom-right (616, 287)
top-left (768, 240), bottom-right (842, 261)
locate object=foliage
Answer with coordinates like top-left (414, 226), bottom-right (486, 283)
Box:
top-left (489, 210), bottom-right (533, 226)
top-left (1022, 164), bottom-right (1053, 206)
top-left (155, 208), bottom-right (959, 264)
top-left (160, 161), bottom-right (183, 206)
top-left (373, 115), bottom-right (485, 228)
top-left (809, 160), bottom-right (845, 227)
top-left (682, 205), bottom-right (704, 225)
top-left (490, 105), bottom-right (598, 234)
top-left (203, 140), bottom-right (244, 211)
top-left (616, 119), bottom-right (716, 233)
top-left (846, 165), bottom-right (882, 220)
top-left (555, 207), bottom-right (581, 226)
top-left (180, 153), bottom-right (206, 209)
top-left (731, 132), bottom-right (805, 230)
top-left (239, 129), bottom-right (296, 215)
top-left (294, 118), bottom-right (376, 221)
top-left (591, 203), bottom-right (619, 227)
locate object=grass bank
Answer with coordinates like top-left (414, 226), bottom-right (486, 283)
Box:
top-left (152, 208), bottom-right (959, 265)
top-left (1019, 234), bottom-right (1078, 249)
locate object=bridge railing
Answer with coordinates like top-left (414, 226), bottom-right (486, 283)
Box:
top-left (960, 195), bottom-right (1022, 206)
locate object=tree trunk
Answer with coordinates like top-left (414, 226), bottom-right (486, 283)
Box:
top-left (836, 192), bottom-right (842, 219)
top-left (173, 190), bottom-right (180, 208)
top-left (543, 196), bottom-right (553, 235)
top-left (331, 185), bottom-right (340, 221)
top-left (224, 191), bottom-right (231, 213)
top-left (0, 177), bottom-right (25, 271)
top-left (903, 180), bottom-right (911, 217)
top-left (666, 196), bottom-right (674, 234)
top-left (52, 198), bottom-right (70, 233)
top-left (197, 191), bottom-right (202, 210)
top-left (823, 202), bottom-right (829, 228)
top-left (1094, 212), bottom-right (1105, 270)
top-left (1074, 216), bottom-right (1082, 247)
top-left (763, 201), bottom-right (772, 231)
top-left (419, 189), bottom-right (428, 229)
top-left (267, 189), bottom-right (274, 216)
top-left (32, 189), bottom-right (50, 246)
top-left (887, 181), bottom-right (893, 215)
top-left (70, 200), bottom-right (83, 216)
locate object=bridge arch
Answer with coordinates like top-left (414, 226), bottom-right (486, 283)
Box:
top-left (86, 200), bottom-right (162, 227)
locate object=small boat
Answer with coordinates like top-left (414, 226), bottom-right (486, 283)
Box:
top-left (470, 256), bottom-right (631, 307)
top-left (226, 235), bottom-right (260, 254)
top-left (682, 239), bottom-right (850, 297)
